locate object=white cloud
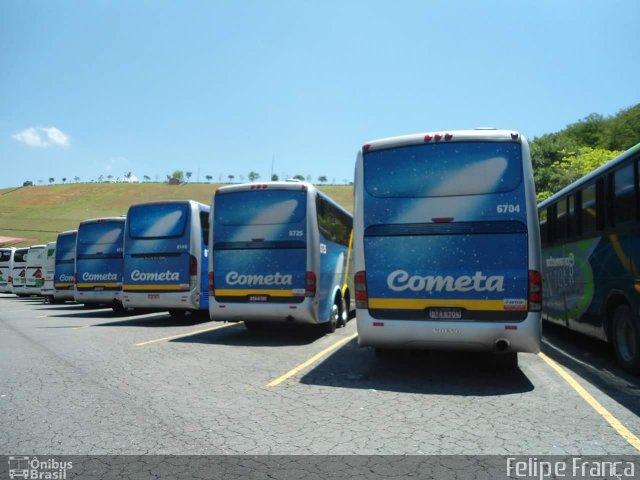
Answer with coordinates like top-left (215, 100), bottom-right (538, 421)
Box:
top-left (12, 126), bottom-right (71, 148)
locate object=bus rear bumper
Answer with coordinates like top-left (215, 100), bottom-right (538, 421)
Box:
top-left (54, 289), bottom-right (75, 301)
top-left (74, 289), bottom-right (122, 305)
top-left (356, 310), bottom-right (542, 354)
top-left (122, 290), bottom-right (199, 311)
top-left (210, 299), bottom-right (317, 324)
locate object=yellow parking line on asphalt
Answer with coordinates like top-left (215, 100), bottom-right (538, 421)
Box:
top-left (539, 352), bottom-right (640, 452)
top-left (135, 322), bottom-right (238, 347)
top-left (265, 332), bottom-right (358, 388)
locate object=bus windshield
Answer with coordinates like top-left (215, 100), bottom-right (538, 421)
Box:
top-left (14, 249), bottom-right (28, 263)
top-left (0, 250), bottom-right (11, 262)
top-left (365, 142), bottom-right (523, 198)
top-left (128, 204), bottom-right (188, 239)
top-left (215, 190), bottom-right (306, 226)
top-left (79, 222), bottom-right (124, 245)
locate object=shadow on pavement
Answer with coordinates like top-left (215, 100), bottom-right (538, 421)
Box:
top-left (93, 313), bottom-right (211, 328)
top-left (173, 322), bottom-right (324, 347)
top-left (299, 339), bottom-right (535, 396)
top-left (542, 321), bottom-right (640, 417)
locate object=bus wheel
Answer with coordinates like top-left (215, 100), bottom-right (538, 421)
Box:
top-left (112, 301), bottom-right (126, 314)
top-left (612, 305), bottom-right (640, 374)
top-left (321, 301), bottom-right (339, 334)
top-left (169, 309), bottom-right (186, 320)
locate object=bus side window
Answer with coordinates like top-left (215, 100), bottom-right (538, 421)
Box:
top-left (556, 198), bottom-right (567, 240)
top-left (200, 211), bottom-right (209, 247)
top-left (567, 195), bottom-right (575, 237)
top-left (581, 182), bottom-right (597, 235)
top-left (613, 162), bottom-right (635, 225)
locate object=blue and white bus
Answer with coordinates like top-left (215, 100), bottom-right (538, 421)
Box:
top-left (538, 142), bottom-right (640, 374)
top-left (54, 230), bottom-right (77, 302)
top-left (209, 181), bottom-right (353, 333)
top-left (122, 200), bottom-right (210, 319)
top-left (75, 217), bottom-right (126, 312)
top-left (353, 129), bottom-right (542, 366)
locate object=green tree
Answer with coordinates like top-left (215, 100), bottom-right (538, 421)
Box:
top-left (248, 171), bottom-right (260, 182)
top-left (143, 175), bottom-right (150, 182)
top-left (186, 171), bottom-right (192, 182)
top-left (293, 174), bottom-right (305, 181)
top-left (318, 175), bottom-right (327, 184)
top-left (228, 174), bottom-right (235, 182)
top-left (537, 146), bottom-right (622, 202)
top-left (23, 180), bottom-right (33, 186)
top-left (170, 170), bottom-right (184, 182)
top-left (271, 173), bottom-right (279, 181)
top-left (205, 175), bottom-right (213, 182)
top-left (74, 176), bottom-right (80, 183)
top-left (48, 177), bottom-right (55, 184)
top-left (62, 177), bottom-right (67, 183)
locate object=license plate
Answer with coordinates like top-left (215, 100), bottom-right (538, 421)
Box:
top-left (148, 294), bottom-right (160, 299)
top-left (428, 308), bottom-right (462, 320)
top-left (248, 295), bottom-right (268, 302)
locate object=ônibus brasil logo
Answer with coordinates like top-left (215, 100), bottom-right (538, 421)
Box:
top-left (387, 270), bottom-right (505, 293)
top-left (8, 456), bottom-right (72, 479)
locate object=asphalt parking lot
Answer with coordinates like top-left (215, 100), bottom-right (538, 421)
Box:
top-left (1, 293), bottom-right (639, 455)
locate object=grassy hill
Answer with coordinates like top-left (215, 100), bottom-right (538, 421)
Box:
top-left (0, 183), bottom-right (353, 247)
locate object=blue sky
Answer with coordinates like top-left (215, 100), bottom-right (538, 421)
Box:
top-left (1, 0), bottom-right (638, 188)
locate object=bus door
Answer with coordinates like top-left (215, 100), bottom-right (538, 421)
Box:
top-left (363, 141), bottom-right (530, 322)
top-left (213, 189), bottom-right (308, 304)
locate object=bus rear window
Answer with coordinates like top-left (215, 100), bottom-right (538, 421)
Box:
top-left (14, 250), bottom-right (28, 263)
top-left (364, 142), bottom-right (522, 197)
top-left (215, 190), bottom-right (307, 226)
top-left (79, 222), bottom-right (124, 245)
top-left (128, 204), bottom-right (188, 239)
top-left (56, 235), bottom-right (76, 262)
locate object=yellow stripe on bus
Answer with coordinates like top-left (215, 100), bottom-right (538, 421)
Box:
top-left (341, 230), bottom-right (354, 295)
top-left (76, 283), bottom-right (121, 288)
top-left (214, 289), bottom-right (298, 297)
top-left (367, 298), bottom-right (513, 311)
top-left (54, 283), bottom-right (74, 288)
top-left (122, 285), bottom-right (190, 291)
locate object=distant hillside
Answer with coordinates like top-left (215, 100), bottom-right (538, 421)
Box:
top-left (0, 183), bottom-right (353, 247)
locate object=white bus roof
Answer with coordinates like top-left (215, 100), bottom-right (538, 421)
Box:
top-left (362, 129), bottom-right (525, 152)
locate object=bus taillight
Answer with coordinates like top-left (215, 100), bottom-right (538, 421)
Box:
top-left (8, 275), bottom-right (12, 283)
top-left (73, 273), bottom-right (77, 285)
top-left (528, 270), bottom-right (542, 312)
top-left (355, 271), bottom-right (368, 309)
top-left (208, 271), bottom-right (214, 294)
top-left (190, 255), bottom-right (198, 276)
top-left (305, 271), bottom-right (316, 297)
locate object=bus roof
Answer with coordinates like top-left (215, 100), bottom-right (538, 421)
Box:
top-left (28, 245), bottom-right (46, 250)
top-left (127, 199), bottom-right (209, 209)
top-left (362, 129), bottom-right (525, 152)
top-left (79, 216), bottom-right (126, 226)
top-left (538, 142), bottom-right (640, 209)
top-left (216, 181), bottom-right (315, 195)
top-left (58, 230), bottom-right (77, 237)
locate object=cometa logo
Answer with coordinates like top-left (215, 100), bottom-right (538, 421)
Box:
top-left (59, 274), bottom-right (74, 282)
top-left (131, 269), bottom-right (180, 281)
top-left (225, 271), bottom-right (293, 286)
top-left (387, 270), bottom-right (505, 293)
top-left (82, 272), bottom-right (118, 281)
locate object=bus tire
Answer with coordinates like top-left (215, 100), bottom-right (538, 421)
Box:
top-left (338, 291), bottom-right (349, 327)
top-left (612, 304), bottom-right (640, 374)
top-left (112, 301), bottom-right (126, 314)
top-left (320, 301), bottom-right (339, 334)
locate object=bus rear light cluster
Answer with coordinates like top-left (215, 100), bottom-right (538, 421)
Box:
top-left (73, 273), bottom-right (77, 285)
top-left (355, 271), bottom-right (368, 309)
top-left (8, 275), bottom-right (12, 283)
top-left (528, 270), bottom-right (542, 312)
top-left (305, 271), bottom-right (316, 297)
top-left (363, 144), bottom-right (372, 151)
top-left (208, 271), bottom-right (214, 294)
top-left (424, 133), bottom-right (453, 142)
top-left (250, 184), bottom-right (269, 190)
top-left (190, 255), bottom-right (198, 289)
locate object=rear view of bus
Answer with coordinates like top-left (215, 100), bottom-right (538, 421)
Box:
top-left (122, 201), bottom-right (210, 319)
top-left (75, 217), bottom-right (126, 312)
top-left (354, 130), bottom-right (542, 365)
top-left (210, 182), bottom-right (352, 332)
top-left (0, 247), bottom-right (16, 293)
top-left (24, 245), bottom-right (46, 296)
top-left (11, 248), bottom-right (28, 296)
top-left (54, 230), bottom-right (77, 302)
top-left (41, 242), bottom-right (56, 303)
